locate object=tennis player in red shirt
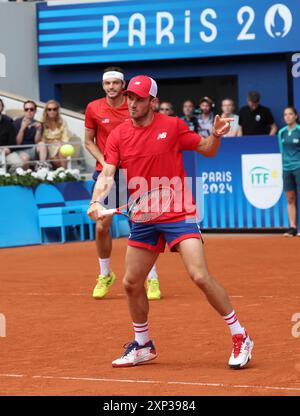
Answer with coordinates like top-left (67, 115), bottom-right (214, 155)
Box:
top-left (85, 67), bottom-right (161, 300)
top-left (87, 75), bottom-right (254, 369)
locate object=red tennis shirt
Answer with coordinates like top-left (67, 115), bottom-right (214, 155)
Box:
top-left (85, 97), bottom-right (129, 171)
top-left (104, 113), bottom-right (202, 222)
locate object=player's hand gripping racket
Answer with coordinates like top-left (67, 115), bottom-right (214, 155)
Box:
top-left (100, 186), bottom-right (174, 223)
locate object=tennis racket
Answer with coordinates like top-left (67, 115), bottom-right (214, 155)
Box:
top-left (100, 186), bottom-right (174, 223)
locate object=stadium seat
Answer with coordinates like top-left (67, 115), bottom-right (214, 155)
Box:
top-left (83, 180), bottom-right (94, 195)
top-left (63, 181), bottom-right (130, 239)
top-left (57, 181), bottom-right (94, 240)
top-left (34, 184), bottom-right (85, 243)
top-left (110, 214), bottom-right (131, 238)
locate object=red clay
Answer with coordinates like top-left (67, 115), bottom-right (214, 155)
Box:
top-left (0, 235), bottom-right (300, 396)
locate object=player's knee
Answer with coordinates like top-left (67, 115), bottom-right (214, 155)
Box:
top-left (123, 277), bottom-right (133, 294)
top-left (96, 220), bottom-right (110, 235)
top-left (123, 275), bottom-right (143, 295)
top-left (190, 271), bottom-right (211, 289)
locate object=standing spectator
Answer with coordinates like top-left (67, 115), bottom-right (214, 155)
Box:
top-left (159, 101), bottom-right (174, 116)
top-left (14, 101), bottom-right (47, 170)
top-left (278, 107), bottom-right (300, 237)
top-left (0, 98), bottom-right (22, 173)
top-left (197, 97), bottom-right (214, 138)
top-left (221, 98), bottom-right (239, 137)
top-left (180, 99), bottom-right (199, 133)
top-left (42, 100), bottom-right (70, 169)
top-left (238, 91), bottom-right (277, 136)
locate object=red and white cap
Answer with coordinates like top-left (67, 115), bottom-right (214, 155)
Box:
top-left (123, 75), bottom-right (158, 98)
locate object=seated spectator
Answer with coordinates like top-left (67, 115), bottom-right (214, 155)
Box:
top-left (0, 98), bottom-right (22, 173)
top-left (221, 98), bottom-right (239, 137)
top-left (180, 99), bottom-right (199, 133)
top-left (238, 91), bottom-right (277, 136)
top-left (42, 100), bottom-right (70, 169)
top-left (197, 97), bottom-right (214, 138)
top-left (14, 100), bottom-right (48, 170)
top-left (159, 101), bottom-right (174, 116)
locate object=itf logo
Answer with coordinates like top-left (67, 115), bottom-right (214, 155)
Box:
top-left (264, 4), bottom-right (293, 38)
top-left (242, 154), bottom-right (283, 209)
top-left (250, 167), bottom-right (277, 186)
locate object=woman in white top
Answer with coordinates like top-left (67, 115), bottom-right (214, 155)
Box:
top-left (42, 100), bottom-right (69, 168)
top-left (221, 98), bottom-right (239, 137)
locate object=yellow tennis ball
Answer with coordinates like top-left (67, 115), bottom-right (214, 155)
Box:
top-left (60, 144), bottom-right (75, 157)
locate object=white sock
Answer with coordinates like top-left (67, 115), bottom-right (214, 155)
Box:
top-left (133, 322), bottom-right (150, 346)
top-left (223, 310), bottom-right (245, 336)
top-left (147, 264), bottom-right (158, 280)
top-left (99, 258), bottom-right (110, 276)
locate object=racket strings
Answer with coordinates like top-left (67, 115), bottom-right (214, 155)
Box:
top-left (129, 188), bottom-right (174, 223)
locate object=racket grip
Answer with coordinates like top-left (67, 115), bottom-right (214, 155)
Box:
top-left (99, 208), bottom-right (117, 216)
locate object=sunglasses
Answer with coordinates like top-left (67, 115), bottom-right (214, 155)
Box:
top-left (47, 107), bottom-right (58, 112)
top-left (24, 108), bottom-right (35, 112)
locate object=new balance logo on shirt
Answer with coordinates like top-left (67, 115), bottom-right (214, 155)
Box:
top-left (101, 118), bottom-right (110, 124)
top-left (157, 132), bottom-right (167, 140)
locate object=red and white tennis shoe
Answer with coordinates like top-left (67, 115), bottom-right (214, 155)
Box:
top-left (112, 340), bottom-right (158, 368)
top-left (229, 332), bottom-right (254, 369)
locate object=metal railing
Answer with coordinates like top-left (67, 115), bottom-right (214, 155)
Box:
top-left (0, 143), bottom-right (86, 174)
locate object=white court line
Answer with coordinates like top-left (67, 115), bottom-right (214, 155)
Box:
top-left (4, 293), bottom-right (245, 298)
top-left (1, 373), bottom-right (300, 393)
top-left (3, 294), bottom-right (279, 299)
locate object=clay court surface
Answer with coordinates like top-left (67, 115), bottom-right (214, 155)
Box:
top-left (0, 235), bottom-right (300, 396)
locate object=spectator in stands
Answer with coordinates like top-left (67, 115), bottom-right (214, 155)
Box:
top-left (159, 101), bottom-right (174, 116)
top-left (14, 100), bottom-right (48, 170)
top-left (197, 96), bottom-right (214, 138)
top-left (221, 98), bottom-right (239, 137)
top-left (278, 106), bottom-right (300, 237)
top-left (153, 98), bottom-right (160, 113)
top-left (42, 100), bottom-right (70, 169)
top-left (180, 99), bottom-right (199, 133)
top-left (238, 91), bottom-right (277, 136)
top-left (0, 98), bottom-right (22, 173)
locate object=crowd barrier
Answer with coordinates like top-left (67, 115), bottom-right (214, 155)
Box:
top-left (0, 142), bottom-right (84, 173)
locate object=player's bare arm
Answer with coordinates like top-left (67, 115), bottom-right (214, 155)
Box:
top-left (87, 163), bottom-right (117, 221)
top-left (84, 127), bottom-right (105, 166)
top-left (196, 115), bottom-right (233, 157)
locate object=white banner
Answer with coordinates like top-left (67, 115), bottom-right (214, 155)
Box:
top-left (242, 153), bottom-right (283, 209)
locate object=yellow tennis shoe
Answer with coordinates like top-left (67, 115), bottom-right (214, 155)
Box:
top-left (93, 272), bottom-right (116, 299)
top-left (147, 278), bottom-right (161, 300)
